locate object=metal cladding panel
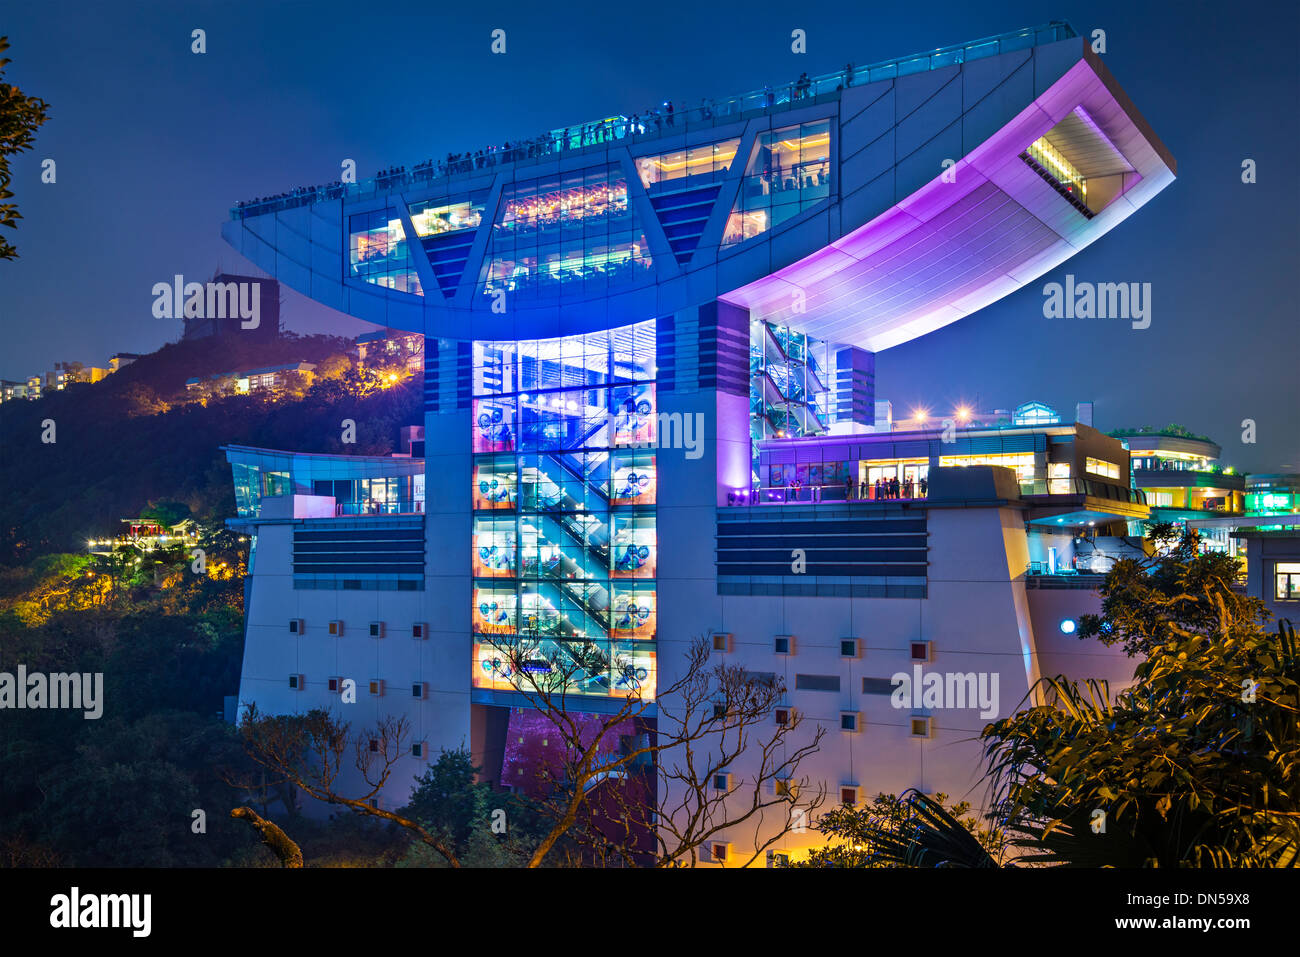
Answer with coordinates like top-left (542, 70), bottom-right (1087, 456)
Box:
top-left (720, 51), bottom-right (1175, 352)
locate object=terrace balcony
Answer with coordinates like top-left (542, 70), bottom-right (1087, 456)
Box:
top-left (229, 22), bottom-right (1078, 221)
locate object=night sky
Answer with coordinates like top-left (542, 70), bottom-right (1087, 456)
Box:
top-left (1, 0), bottom-right (1296, 470)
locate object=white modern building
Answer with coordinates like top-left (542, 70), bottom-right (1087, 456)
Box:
top-left (220, 22), bottom-right (1176, 860)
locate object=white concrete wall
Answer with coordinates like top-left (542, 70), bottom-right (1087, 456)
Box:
top-left (237, 514), bottom-right (471, 816)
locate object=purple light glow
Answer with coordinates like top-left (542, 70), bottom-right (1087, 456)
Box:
top-left (718, 59), bottom-right (1176, 353)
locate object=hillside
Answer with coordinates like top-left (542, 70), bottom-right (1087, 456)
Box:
top-left (0, 336), bottom-right (420, 563)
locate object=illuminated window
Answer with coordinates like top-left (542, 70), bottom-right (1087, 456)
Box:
top-left (1012, 402), bottom-right (1059, 426)
top-left (939, 452), bottom-right (1035, 486)
top-left (1086, 457), bottom-right (1121, 480)
top-left (635, 138), bottom-right (739, 191)
top-left (1276, 563), bottom-right (1300, 601)
top-left (408, 199), bottom-right (482, 237)
top-left (723, 121), bottom-right (831, 246)
top-left (470, 322), bottom-right (657, 701)
top-left (480, 165), bottom-right (652, 300)
top-left (347, 211), bottom-right (423, 295)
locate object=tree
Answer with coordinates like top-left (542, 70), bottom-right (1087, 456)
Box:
top-left (795, 791), bottom-right (1002, 868)
top-left (0, 36), bottom-right (49, 260)
top-left (481, 634), bottom-right (826, 867)
top-left (399, 748), bottom-right (551, 867)
top-left (140, 500), bottom-right (192, 528)
top-left (847, 527), bottom-right (1300, 868)
top-left (230, 705), bottom-right (462, 867)
top-left (230, 807), bottom-right (303, 867)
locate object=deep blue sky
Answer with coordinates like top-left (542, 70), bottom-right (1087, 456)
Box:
top-left (1, 0), bottom-right (1296, 470)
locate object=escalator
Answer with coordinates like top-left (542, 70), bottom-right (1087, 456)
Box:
top-left (520, 576), bottom-right (610, 646)
top-left (554, 451), bottom-right (611, 503)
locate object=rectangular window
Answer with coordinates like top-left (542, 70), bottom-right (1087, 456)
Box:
top-left (939, 452), bottom-right (1035, 486)
top-left (1022, 134), bottom-right (1088, 209)
top-left (1276, 563), bottom-right (1300, 600)
top-left (862, 677), bottom-right (895, 695)
top-left (1086, 457), bottom-right (1120, 480)
top-left (795, 674), bottom-right (841, 692)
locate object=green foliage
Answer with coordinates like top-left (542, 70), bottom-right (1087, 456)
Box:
top-left (1107, 424), bottom-right (1211, 442)
top-left (811, 528), bottom-right (1299, 869)
top-left (1078, 523), bottom-right (1257, 658)
top-left (0, 550), bottom-right (252, 866)
top-left (983, 529), bottom-right (1300, 867)
top-left (0, 337), bottom-right (416, 562)
top-left (0, 36), bottom-right (49, 260)
top-left (139, 501), bottom-right (192, 527)
top-left (398, 748), bottom-right (551, 867)
top-left (795, 792), bottom-right (1001, 868)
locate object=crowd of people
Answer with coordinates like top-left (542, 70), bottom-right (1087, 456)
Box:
top-left (233, 180), bottom-right (348, 214)
top-left (233, 59), bottom-right (872, 220)
top-left (842, 474), bottom-right (928, 500)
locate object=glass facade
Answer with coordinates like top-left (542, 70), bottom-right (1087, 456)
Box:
top-left (479, 164), bottom-right (653, 301)
top-left (228, 449), bottom-right (425, 520)
top-left (470, 321), bottom-right (659, 700)
top-left (408, 198), bottom-right (483, 237)
top-left (347, 210), bottom-right (423, 295)
top-left (750, 319), bottom-right (831, 442)
top-left (723, 121), bottom-right (831, 246)
top-left (231, 462), bottom-right (290, 517)
top-left (635, 139), bottom-right (740, 193)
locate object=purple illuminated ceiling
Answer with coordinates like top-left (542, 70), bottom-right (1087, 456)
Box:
top-left (719, 57), bottom-right (1176, 352)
